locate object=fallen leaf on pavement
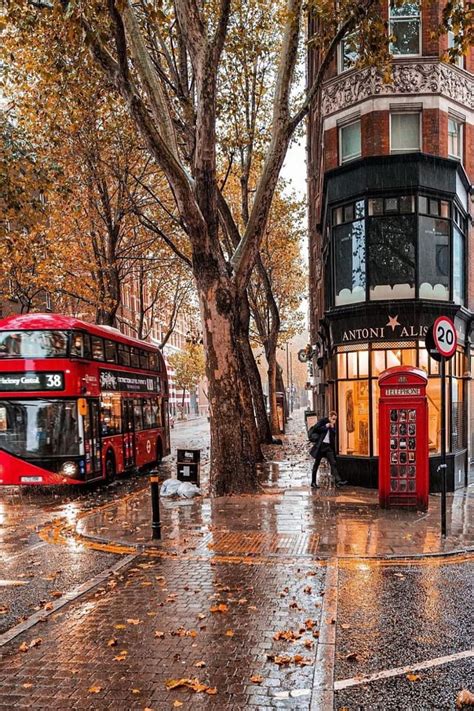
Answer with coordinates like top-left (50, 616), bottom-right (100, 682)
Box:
top-left (197, 613), bottom-right (206, 620)
top-left (346, 652), bottom-right (359, 662)
top-left (88, 686), bottom-right (102, 693)
top-left (210, 604), bottom-right (228, 613)
top-left (456, 690), bottom-right (474, 708)
top-left (206, 687), bottom-right (217, 695)
top-left (0, 605), bottom-right (9, 614)
top-left (22, 683), bottom-right (33, 688)
top-left (194, 660), bottom-right (206, 668)
top-left (406, 673), bottom-right (421, 682)
top-left (304, 640), bottom-right (314, 649)
top-left (107, 638), bottom-right (118, 647)
top-left (154, 631), bottom-right (165, 639)
top-left (50, 591), bottom-right (63, 599)
top-left (19, 642), bottom-right (29, 652)
top-left (341, 623), bottom-right (351, 630)
top-left (269, 655), bottom-right (293, 666)
top-left (127, 618), bottom-right (141, 625)
top-left (43, 602), bottom-right (54, 611)
top-left (131, 689), bottom-right (140, 694)
top-left (165, 678), bottom-right (214, 693)
top-left (114, 624), bottom-right (126, 630)
top-left (250, 675), bottom-right (263, 684)
top-left (173, 702), bottom-right (183, 708)
top-left (225, 629), bottom-right (234, 637)
top-left (273, 630), bottom-right (301, 642)
top-left (293, 654), bottom-right (313, 666)
top-left (303, 586), bottom-right (312, 594)
top-left (305, 619), bottom-right (316, 630)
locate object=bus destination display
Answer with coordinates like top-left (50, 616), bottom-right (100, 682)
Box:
top-left (0, 371), bottom-right (64, 391)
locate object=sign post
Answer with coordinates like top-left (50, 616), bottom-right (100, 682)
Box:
top-left (425, 316), bottom-right (457, 538)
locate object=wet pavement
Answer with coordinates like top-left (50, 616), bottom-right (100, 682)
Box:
top-left (0, 411), bottom-right (472, 709)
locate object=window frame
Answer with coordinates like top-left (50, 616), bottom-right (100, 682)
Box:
top-left (448, 116), bottom-right (464, 161)
top-left (389, 112), bottom-right (421, 154)
top-left (389, 0), bottom-right (421, 57)
top-left (339, 119), bottom-right (362, 164)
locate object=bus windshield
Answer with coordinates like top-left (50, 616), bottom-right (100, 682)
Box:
top-left (0, 331), bottom-right (68, 358)
top-left (0, 399), bottom-right (79, 458)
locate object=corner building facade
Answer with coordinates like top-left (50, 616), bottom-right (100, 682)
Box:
top-left (308, 1), bottom-right (474, 491)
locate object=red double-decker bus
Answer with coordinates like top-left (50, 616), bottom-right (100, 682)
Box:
top-left (0, 314), bottom-right (170, 485)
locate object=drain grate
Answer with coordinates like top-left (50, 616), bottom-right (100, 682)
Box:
top-left (205, 531), bottom-right (320, 557)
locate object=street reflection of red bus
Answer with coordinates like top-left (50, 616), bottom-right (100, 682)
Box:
top-left (0, 314), bottom-right (170, 485)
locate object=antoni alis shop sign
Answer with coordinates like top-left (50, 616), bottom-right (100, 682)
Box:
top-left (341, 315), bottom-right (428, 343)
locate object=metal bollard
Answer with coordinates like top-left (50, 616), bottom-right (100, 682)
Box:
top-left (150, 471), bottom-right (161, 540)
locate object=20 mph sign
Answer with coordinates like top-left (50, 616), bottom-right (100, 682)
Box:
top-left (426, 316), bottom-right (457, 361)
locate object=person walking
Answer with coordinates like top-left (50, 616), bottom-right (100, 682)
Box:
top-left (308, 411), bottom-right (347, 489)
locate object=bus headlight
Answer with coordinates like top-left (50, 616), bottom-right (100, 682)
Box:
top-left (61, 461), bottom-right (78, 477)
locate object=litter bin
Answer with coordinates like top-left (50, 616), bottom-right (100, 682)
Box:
top-left (177, 449), bottom-right (200, 486)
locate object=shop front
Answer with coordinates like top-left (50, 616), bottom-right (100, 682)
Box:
top-left (317, 154), bottom-right (472, 492)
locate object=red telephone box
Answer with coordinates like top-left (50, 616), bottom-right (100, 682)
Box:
top-left (378, 366), bottom-right (429, 511)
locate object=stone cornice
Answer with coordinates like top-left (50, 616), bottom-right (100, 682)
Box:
top-left (321, 59), bottom-right (474, 117)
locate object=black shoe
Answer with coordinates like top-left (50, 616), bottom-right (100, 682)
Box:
top-left (311, 482), bottom-right (320, 489)
top-left (335, 480), bottom-right (348, 488)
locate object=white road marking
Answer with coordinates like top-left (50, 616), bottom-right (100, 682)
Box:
top-left (0, 581), bottom-right (29, 587)
top-left (0, 553), bottom-right (138, 650)
top-left (334, 648), bottom-right (474, 691)
top-left (2, 541), bottom-right (48, 564)
top-left (310, 558), bottom-right (339, 710)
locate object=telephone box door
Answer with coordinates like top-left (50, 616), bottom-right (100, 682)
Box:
top-left (378, 367), bottom-right (429, 511)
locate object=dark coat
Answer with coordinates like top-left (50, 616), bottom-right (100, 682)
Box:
top-left (308, 417), bottom-right (336, 460)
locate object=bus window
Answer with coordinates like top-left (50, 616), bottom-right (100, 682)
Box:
top-left (83, 334), bottom-right (92, 359)
top-left (70, 332), bottom-right (84, 358)
top-left (105, 340), bottom-right (118, 363)
top-left (100, 394), bottom-right (122, 435)
top-left (139, 350), bottom-right (149, 370)
top-left (149, 352), bottom-right (159, 370)
top-left (133, 399), bottom-right (144, 430)
top-left (130, 348), bottom-right (140, 368)
top-left (0, 330), bottom-right (68, 358)
top-left (142, 398), bottom-right (153, 429)
top-left (118, 344), bottom-right (130, 367)
top-left (151, 398), bottom-right (161, 427)
top-left (91, 337), bottom-right (105, 360)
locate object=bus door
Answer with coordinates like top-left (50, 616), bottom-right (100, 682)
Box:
top-left (83, 399), bottom-right (101, 478)
top-left (122, 398), bottom-right (135, 468)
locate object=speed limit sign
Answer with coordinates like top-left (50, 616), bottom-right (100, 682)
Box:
top-left (426, 316), bottom-right (457, 361)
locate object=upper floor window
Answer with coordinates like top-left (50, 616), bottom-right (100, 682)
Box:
top-left (389, 1), bottom-right (421, 56)
top-left (448, 116), bottom-right (463, 160)
top-left (339, 32), bottom-right (359, 73)
top-left (340, 120), bottom-right (361, 164)
top-left (390, 112), bottom-right (421, 153)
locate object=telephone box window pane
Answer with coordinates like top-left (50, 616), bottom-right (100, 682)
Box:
top-left (334, 221), bottom-right (366, 305)
top-left (338, 380), bottom-right (369, 456)
top-left (418, 217), bottom-right (450, 301)
top-left (368, 215), bottom-right (416, 300)
top-left (453, 226), bottom-right (465, 305)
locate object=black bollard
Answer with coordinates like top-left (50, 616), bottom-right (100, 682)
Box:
top-left (150, 472), bottom-right (161, 539)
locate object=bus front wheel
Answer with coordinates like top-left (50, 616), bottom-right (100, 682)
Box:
top-left (105, 452), bottom-right (116, 483)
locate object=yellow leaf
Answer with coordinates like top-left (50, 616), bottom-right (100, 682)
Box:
top-left (173, 702), bottom-right (183, 708)
top-left (154, 631), bottom-right (165, 639)
top-left (210, 603), bottom-right (228, 613)
top-left (114, 624), bottom-right (126, 630)
top-left (107, 638), bottom-right (118, 647)
top-left (127, 618), bottom-right (141, 625)
top-left (225, 629), bottom-right (234, 637)
top-left (205, 687), bottom-right (218, 695)
top-left (250, 674), bottom-right (263, 684)
top-left (131, 688), bottom-right (140, 694)
top-left (194, 660), bottom-right (206, 668)
top-left (22, 683), bottom-right (33, 689)
top-left (456, 689), bottom-right (474, 708)
top-left (406, 673), bottom-right (421, 682)
top-left (88, 686), bottom-right (102, 693)
top-left (19, 642), bottom-right (29, 652)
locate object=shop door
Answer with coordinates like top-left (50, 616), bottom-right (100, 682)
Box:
top-left (83, 399), bottom-right (101, 479)
top-left (122, 398), bottom-right (135, 468)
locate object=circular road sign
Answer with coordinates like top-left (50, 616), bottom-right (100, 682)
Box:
top-left (433, 316), bottom-right (457, 359)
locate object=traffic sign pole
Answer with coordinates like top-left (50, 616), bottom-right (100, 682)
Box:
top-left (440, 357), bottom-right (447, 538)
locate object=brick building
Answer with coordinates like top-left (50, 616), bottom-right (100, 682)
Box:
top-left (308, 1), bottom-right (473, 490)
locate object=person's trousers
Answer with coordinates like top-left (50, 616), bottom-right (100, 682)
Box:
top-left (312, 444), bottom-right (341, 484)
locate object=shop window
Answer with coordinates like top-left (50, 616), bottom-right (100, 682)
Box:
top-left (339, 32), bottom-right (359, 72)
top-left (368, 196), bottom-right (415, 216)
top-left (448, 117), bottom-right (463, 160)
top-left (338, 353), bottom-right (347, 380)
top-left (340, 120), bottom-right (361, 164)
top-left (418, 217), bottom-right (449, 300)
top-left (426, 379), bottom-right (441, 454)
top-left (334, 214), bottom-right (366, 305)
top-left (371, 349), bottom-right (386, 376)
top-left (389, 0), bottom-right (421, 56)
top-left (338, 381), bottom-right (369, 456)
top-left (372, 379), bottom-right (380, 456)
top-left (452, 377), bottom-right (465, 451)
top-left (368, 214), bottom-right (416, 300)
top-left (390, 113), bottom-right (420, 153)
top-left (453, 225), bottom-right (465, 305)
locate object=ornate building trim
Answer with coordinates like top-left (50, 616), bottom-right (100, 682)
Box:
top-left (321, 60), bottom-right (474, 117)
